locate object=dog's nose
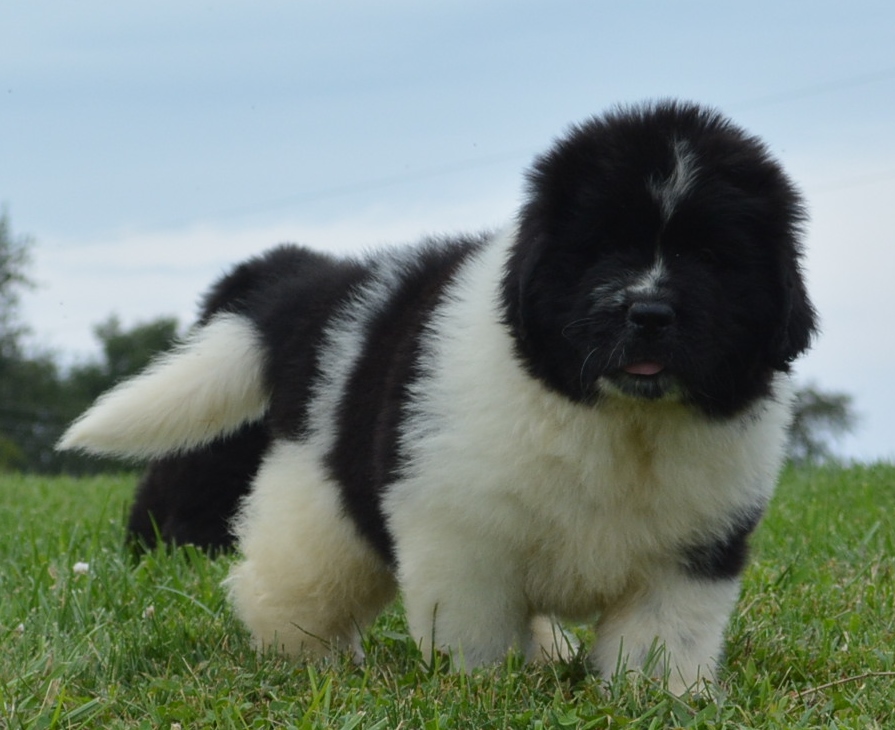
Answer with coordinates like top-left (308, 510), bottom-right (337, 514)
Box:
top-left (628, 301), bottom-right (676, 332)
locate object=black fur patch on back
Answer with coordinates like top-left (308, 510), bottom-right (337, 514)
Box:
top-left (241, 246), bottom-right (374, 440)
top-left (325, 236), bottom-right (486, 562)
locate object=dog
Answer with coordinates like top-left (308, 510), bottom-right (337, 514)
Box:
top-left (59, 100), bottom-right (817, 693)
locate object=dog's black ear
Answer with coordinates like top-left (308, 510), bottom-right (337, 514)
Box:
top-left (771, 256), bottom-right (818, 369)
top-left (500, 225), bottom-right (539, 345)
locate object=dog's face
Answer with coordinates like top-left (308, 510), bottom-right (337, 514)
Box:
top-left (502, 101), bottom-right (817, 418)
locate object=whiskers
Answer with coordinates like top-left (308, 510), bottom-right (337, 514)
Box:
top-left (579, 348), bottom-right (600, 395)
top-left (578, 341), bottom-right (626, 396)
top-left (562, 317), bottom-right (601, 395)
top-left (563, 317), bottom-right (627, 396)
top-left (560, 317), bottom-right (595, 343)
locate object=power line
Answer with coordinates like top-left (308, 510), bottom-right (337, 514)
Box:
top-left (729, 66), bottom-right (895, 111)
top-left (184, 149), bottom-right (529, 227)
top-left (136, 64), bottom-right (895, 232)
top-left (229, 66), bottom-right (895, 217)
top-left (810, 168), bottom-right (895, 195)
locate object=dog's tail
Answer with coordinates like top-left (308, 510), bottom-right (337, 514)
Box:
top-left (57, 313), bottom-right (269, 460)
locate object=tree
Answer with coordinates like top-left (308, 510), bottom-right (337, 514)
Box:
top-left (52, 316), bottom-right (180, 474)
top-left (0, 210), bottom-right (861, 472)
top-left (0, 211), bottom-right (39, 469)
top-left (787, 384), bottom-right (858, 465)
top-left (1, 355), bottom-right (66, 471)
top-left (0, 211), bottom-right (181, 471)
top-left (66, 315), bottom-right (179, 404)
top-left (4, 316), bottom-right (181, 474)
top-left (0, 210), bottom-right (33, 360)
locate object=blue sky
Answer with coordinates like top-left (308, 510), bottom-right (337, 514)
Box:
top-left (2, 1), bottom-right (894, 461)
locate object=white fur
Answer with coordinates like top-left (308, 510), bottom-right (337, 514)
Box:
top-left (650, 140), bottom-right (699, 220)
top-left (226, 437), bottom-right (573, 663)
top-left (628, 257), bottom-right (667, 298)
top-left (589, 257), bottom-right (666, 310)
top-left (57, 314), bottom-right (268, 458)
top-left (226, 439), bottom-right (397, 658)
top-left (591, 572), bottom-right (741, 694)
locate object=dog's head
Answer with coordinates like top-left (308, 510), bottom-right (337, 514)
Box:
top-left (502, 101), bottom-right (817, 418)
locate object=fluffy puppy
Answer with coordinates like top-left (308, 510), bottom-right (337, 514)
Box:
top-left (60, 101), bottom-right (817, 694)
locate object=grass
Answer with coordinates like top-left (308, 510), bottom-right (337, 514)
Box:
top-left (0, 465), bottom-right (893, 729)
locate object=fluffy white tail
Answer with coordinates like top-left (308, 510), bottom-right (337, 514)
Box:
top-left (57, 314), bottom-right (269, 459)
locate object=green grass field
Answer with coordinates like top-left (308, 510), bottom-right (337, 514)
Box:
top-left (1, 465), bottom-right (893, 729)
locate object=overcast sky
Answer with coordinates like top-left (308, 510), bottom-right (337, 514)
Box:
top-left (3, 1), bottom-right (894, 462)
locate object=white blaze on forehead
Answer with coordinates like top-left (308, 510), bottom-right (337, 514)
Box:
top-left (650, 140), bottom-right (699, 221)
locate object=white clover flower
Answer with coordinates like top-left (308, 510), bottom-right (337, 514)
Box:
top-left (72, 562), bottom-right (90, 575)
top-left (143, 605), bottom-right (156, 619)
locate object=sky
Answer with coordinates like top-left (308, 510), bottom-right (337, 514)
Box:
top-left (2, 1), bottom-right (894, 462)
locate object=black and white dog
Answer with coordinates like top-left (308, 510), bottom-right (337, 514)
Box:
top-left (60, 101), bottom-right (816, 693)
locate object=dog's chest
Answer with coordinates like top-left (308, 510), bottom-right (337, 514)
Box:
top-left (507, 412), bottom-right (749, 616)
top-left (517, 476), bottom-right (672, 611)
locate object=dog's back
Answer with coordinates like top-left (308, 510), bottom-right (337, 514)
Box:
top-left (120, 244), bottom-right (372, 550)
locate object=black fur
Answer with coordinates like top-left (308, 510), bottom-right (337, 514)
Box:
top-left (127, 239), bottom-right (485, 555)
top-left (127, 422), bottom-right (268, 552)
top-left (230, 249), bottom-right (372, 441)
top-left (102, 101), bottom-right (820, 685)
top-left (681, 507), bottom-right (764, 580)
top-left (502, 101), bottom-right (816, 418)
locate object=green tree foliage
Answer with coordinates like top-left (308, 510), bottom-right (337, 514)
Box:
top-left (0, 210), bottom-right (41, 469)
top-left (1, 316), bottom-right (180, 473)
top-left (66, 315), bottom-right (179, 405)
top-left (0, 210), bottom-right (180, 472)
top-left (787, 384), bottom-right (858, 465)
top-left (51, 316), bottom-right (181, 473)
top-left (0, 355), bottom-right (66, 471)
top-left (51, 317), bottom-right (181, 473)
top-left (0, 210), bottom-right (33, 360)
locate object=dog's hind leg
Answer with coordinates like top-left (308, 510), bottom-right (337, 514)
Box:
top-left (226, 439), bottom-right (396, 659)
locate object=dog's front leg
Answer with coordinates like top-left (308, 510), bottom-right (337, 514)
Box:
top-left (591, 569), bottom-right (742, 695)
top-left (397, 538), bottom-right (530, 670)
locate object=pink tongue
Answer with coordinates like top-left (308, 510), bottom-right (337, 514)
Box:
top-left (624, 362), bottom-right (665, 376)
